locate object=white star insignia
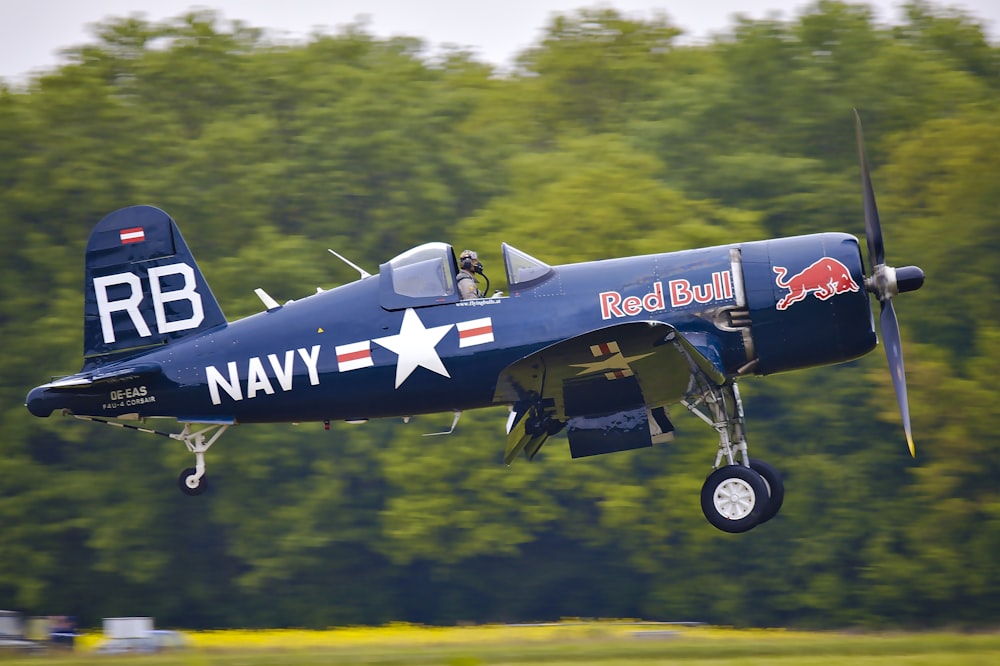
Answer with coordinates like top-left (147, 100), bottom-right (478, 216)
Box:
top-left (373, 308), bottom-right (454, 388)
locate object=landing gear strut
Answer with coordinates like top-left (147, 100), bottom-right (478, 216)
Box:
top-left (683, 381), bottom-right (784, 533)
top-left (67, 414), bottom-right (229, 496)
top-left (174, 423), bottom-right (229, 496)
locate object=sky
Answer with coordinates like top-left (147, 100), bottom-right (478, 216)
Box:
top-left (2, 1), bottom-right (998, 82)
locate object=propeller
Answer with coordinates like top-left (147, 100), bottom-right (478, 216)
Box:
top-left (854, 110), bottom-right (925, 457)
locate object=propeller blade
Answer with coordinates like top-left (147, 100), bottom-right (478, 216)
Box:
top-left (880, 300), bottom-right (915, 457)
top-left (854, 110), bottom-right (885, 270)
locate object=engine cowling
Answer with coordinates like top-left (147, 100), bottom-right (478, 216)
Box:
top-left (740, 232), bottom-right (876, 376)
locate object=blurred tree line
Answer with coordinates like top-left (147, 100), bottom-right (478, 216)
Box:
top-left (1, 0), bottom-right (997, 629)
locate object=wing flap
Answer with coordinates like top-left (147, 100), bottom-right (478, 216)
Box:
top-left (567, 406), bottom-right (652, 458)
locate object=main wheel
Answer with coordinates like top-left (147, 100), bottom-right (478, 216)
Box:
top-left (749, 458), bottom-right (784, 524)
top-left (178, 467), bottom-right (207, 496)
top-left (701, 465), bottom-right (768, 533)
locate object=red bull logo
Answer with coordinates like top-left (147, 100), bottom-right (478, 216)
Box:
top-left (773, 258), bottom-right (859, 311)
top-left (599, 271), bottom-right (733, 320)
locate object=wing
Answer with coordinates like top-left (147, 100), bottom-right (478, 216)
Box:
top-left (494, 322), bottom-right (725, 464)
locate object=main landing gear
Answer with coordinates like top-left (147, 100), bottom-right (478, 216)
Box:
top-left (683, 382), bottom-right (784, 533)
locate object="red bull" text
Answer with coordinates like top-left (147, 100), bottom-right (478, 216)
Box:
top-left (599, 271), bottom-right (733, 320)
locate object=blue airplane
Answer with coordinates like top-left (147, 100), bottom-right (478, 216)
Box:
top-left (25, 112), bottom-right (924, 533)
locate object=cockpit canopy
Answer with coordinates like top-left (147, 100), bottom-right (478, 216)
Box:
top-left (378, 241), bottom-right (553, 310)
top-left (379, 242), bottom-right (458, 310)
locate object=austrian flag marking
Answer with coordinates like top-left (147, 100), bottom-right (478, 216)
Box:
top-left (457, 317), bottom-right (494, 348)
top-left (119, 227), bottom-right (145, 244)
top-left (335, 340), bottom-right (373, 372)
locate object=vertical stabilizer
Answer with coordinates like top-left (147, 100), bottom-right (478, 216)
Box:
top-left (83, 206), bottom-right (226, 369)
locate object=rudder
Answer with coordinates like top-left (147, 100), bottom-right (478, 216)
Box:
top-left (83, 206), bottom-right (227, 369)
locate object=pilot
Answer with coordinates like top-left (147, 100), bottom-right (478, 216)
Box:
top-left (457, 249), bottom-right (484, 300)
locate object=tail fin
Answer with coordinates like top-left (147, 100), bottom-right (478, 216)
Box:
top-left (83, 206), bottom-right (227, 369)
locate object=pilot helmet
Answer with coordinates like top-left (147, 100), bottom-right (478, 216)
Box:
top-left (459, 250), bottom-right (479, 271)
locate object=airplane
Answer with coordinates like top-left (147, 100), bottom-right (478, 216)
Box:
top-left (25, 112), bottom-right (924, 533)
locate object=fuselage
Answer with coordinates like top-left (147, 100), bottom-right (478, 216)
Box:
top-left (27, 232), bottom-right (876, 424)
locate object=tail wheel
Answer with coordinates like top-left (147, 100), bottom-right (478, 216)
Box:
top-left (701, 465), bottom-right (767, 533)
top-left (749, 458), bottom-right (784, 524)
top-left (178, 467), bottom-right (207, 496)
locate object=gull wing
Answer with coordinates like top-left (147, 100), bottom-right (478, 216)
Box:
top-left (495, 322), bottom-right (726, 462)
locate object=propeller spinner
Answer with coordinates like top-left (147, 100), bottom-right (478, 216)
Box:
top-left (854, 110), bottom-right (925, 456)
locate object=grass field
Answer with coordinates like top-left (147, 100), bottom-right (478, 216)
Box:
top-left (2, 623), bottom-right (999, 665)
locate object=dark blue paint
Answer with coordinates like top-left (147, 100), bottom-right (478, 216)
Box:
top-left (27, 206), bottom-right (877, 430)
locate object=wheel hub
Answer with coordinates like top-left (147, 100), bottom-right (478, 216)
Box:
top-left (713, 479), bottom-right (756, 520)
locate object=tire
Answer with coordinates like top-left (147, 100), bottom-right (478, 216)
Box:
top-left (178, 467), bottom-right (207, 496)
top-left (700, 465), bottom-right (768, 533)
top-left (749, 458), bottom-right (784, 524)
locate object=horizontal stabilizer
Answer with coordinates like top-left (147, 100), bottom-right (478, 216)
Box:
top-left (43, 363), bottom-right (163, 389)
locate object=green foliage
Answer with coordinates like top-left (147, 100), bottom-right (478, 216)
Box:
top-left (1, 2), bottom-right (997, 629)
top-left (463, 134), bottom-right (762, 275)
top-left (515, 8), bottom-right (682, 132)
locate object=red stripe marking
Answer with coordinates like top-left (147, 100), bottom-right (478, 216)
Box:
top-left (337, 349), bottom-right (371, 363)
top-left (120, 227), bottom-right (145, 244)
top-left (459, 325), bottom-right (492, 338)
